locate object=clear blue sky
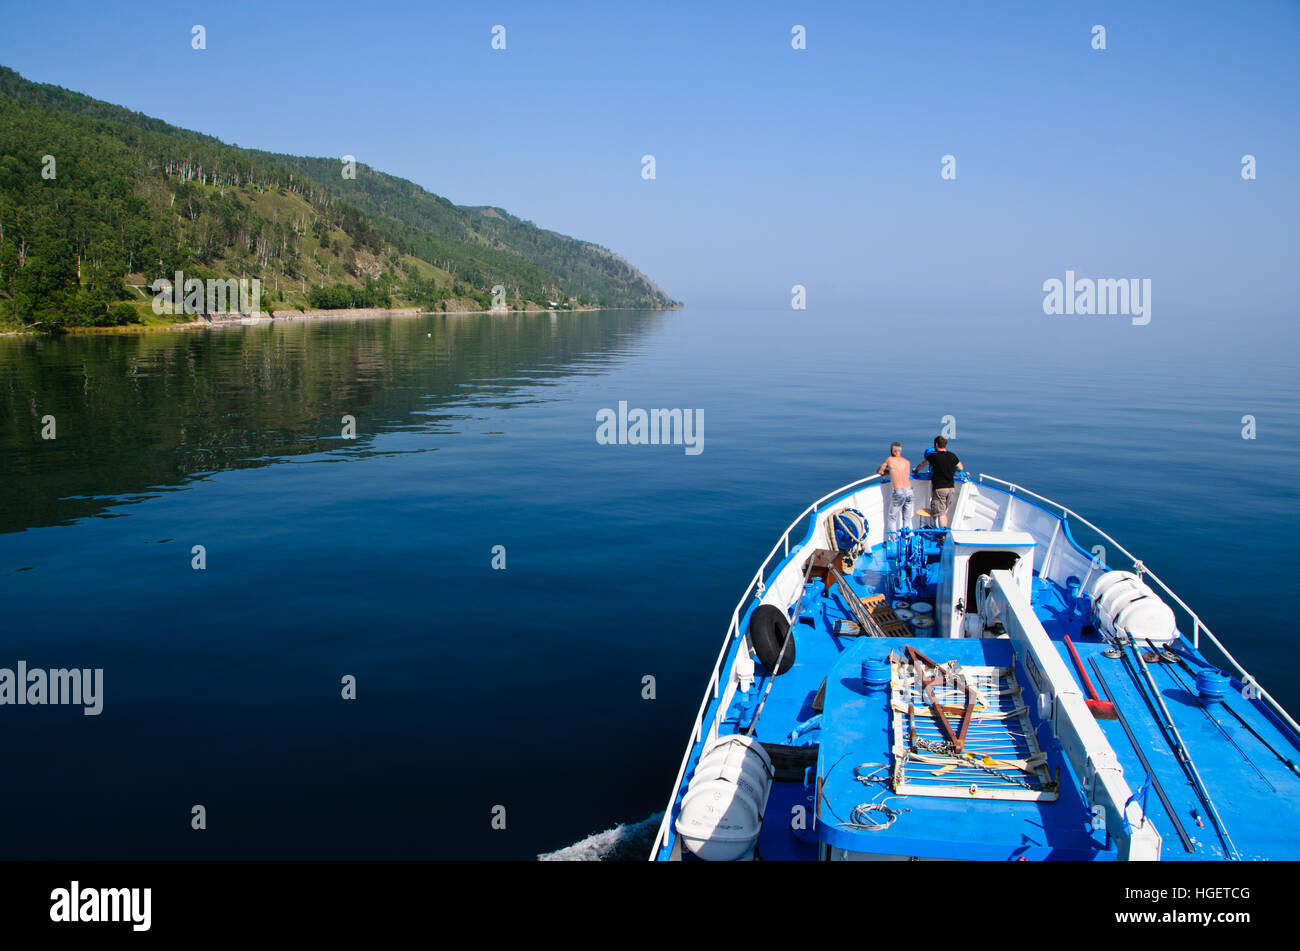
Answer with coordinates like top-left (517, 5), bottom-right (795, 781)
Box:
top-left (2, 1), bottom-right (1296, 318)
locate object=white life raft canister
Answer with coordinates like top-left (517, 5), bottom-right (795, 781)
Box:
top-left (675, 735), bottom-right (774, 861)
top-left (1085, 570), bottom-right (1179, 645)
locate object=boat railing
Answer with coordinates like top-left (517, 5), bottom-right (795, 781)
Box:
top-left (977, 473), bottom-right (1300, 737)
top-left (651, 473), bottom-right (886, 857)
top-left (705, 473), bottom-right (886, 736)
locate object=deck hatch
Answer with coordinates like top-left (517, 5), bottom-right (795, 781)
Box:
top-left (889, 650), bottom-right (1059, 801)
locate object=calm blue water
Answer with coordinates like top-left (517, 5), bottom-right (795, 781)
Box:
top-left (0, 307), bottom-right (1296, 859)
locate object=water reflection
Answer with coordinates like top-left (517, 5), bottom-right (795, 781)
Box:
top-left (0, 310), bottom-right (666, 533)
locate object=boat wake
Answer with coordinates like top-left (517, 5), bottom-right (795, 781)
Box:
top-left (537, 813), bottom-right (663, 861)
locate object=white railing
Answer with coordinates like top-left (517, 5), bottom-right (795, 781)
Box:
top-left (649, 473), bottom-right (885, 859)
top-left (977, 474), bottom-right (1300, 737)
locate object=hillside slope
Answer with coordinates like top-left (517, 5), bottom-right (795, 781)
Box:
top-left (0, 65), bottom-right (677, 330)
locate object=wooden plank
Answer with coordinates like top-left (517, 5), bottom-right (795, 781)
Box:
top-left (890, 656), bottom-right (1058, 800)
top-left (865, 596), bottom-right (910, 636)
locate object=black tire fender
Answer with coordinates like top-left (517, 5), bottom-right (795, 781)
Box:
top-left (748, 603), bottom-right (796, 675)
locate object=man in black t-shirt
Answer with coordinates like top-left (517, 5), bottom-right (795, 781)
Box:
top-left (912, 436), bottom-right (964, 528)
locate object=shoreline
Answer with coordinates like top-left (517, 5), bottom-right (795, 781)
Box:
top-left (0, 303), bottom-right (681, 337)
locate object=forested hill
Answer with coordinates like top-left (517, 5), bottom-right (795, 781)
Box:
top-left (0, 65), bottom-right (678, 330)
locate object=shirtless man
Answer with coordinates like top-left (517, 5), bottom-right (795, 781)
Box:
top-left (876, 442), bottom-right (913, 541)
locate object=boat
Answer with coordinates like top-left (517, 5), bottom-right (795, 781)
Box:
top-left (651, 471), bottom-right (1300, 861)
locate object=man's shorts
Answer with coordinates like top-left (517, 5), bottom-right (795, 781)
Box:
top-left (931, 487), bottom-right (956, 519)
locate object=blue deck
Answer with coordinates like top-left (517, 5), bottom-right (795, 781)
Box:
top-left (663, 532), bottom-right (1300, 861)
top-left (816, 636), bottom-right (1110, 860)
top-left (1032, 582), bottom-right (1300, 861)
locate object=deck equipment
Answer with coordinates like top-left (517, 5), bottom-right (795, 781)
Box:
top-left (653, 471), bottom-right (1300, 861)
